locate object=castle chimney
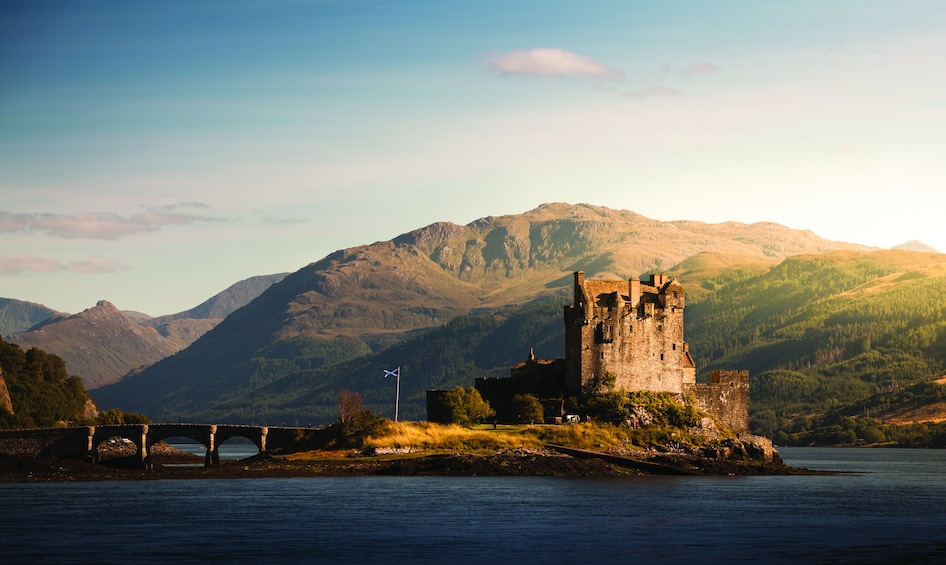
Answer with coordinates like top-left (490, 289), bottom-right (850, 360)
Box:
top-left (574, 271), bottom-right (585, 307)
top-left (651, 273), bottom-right (667, 288)
top-left (629, 278), bottom-right (641, 308)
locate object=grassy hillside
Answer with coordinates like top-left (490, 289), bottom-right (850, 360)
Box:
top-left (186, 249), bottom-right (946, 440)
top-left (93, 203), bottom-right (865, 419)
top-left (166, 297), bottom-right (566, 424)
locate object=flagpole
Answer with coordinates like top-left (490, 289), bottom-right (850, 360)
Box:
top-left (384, 367), bottom-right (401, 422)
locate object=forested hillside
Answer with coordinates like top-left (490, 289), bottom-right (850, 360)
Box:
top-left (151, 298), bottom-right (566, 424)
top-left (686, 250), bottom-right (946, 443)
top-left (0, 337), bottom-right (96, 428)
top-left (188, 249), bottom-right (946, 440)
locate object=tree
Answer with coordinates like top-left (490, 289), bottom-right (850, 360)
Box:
top-left (511, 394), bottom-right (545, 424)
top-left (96, 408), bottom-right (151, 425)
top-left (440, 386), bottom-right (495, 426)
top-left (337, 389), bottom-right (365, 425)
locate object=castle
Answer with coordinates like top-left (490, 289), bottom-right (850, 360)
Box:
top-left (472, 271), bottom-right (749, 433)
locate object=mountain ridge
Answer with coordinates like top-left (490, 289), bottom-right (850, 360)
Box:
top-left (91, 203), bottom-right (872, 419)
top-left (7, 273), bottom-right (289, 389)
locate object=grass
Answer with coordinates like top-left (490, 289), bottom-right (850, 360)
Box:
top-left (363, 420), bottom-right (544, 452)
top-left (282, 418), bottom-right (711, 462)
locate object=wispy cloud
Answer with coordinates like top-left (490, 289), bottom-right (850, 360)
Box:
top-left (0, 256), bottom-right (65, 276)
top-left (68, 256), bottom-right (131, 274)
top-left (148, 201), bottom-right (212, 212)
top-left (0, 207), bottom-right (220, 240)
top-left (623, 85), bottom-right (682, 100)
top-left (0, 255), bottom-right (130, 276)
top-left (483, 48), bottom-right (624, 79)
top-left (682, 61), bottom-right (719, 76)
top-left (262, 217), bottom-right (309, 225)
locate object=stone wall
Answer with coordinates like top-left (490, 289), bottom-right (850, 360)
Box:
top-left (688, 370), bottom-right (750, 434)
top-left (565, 271), bottom-right (695, 395)
top-left (0, 427), bottom-right (93, 458)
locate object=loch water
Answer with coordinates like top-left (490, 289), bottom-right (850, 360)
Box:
top-left (2, 448), bottom-right (946, 564)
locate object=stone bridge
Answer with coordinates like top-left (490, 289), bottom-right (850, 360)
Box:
top-left (0, 424), bottom-right (307, 468)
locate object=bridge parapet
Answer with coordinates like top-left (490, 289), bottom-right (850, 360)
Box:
top-left (0, 423), bottom-right (311, 468)
top-left (0, 426), bottom-right (92, 458)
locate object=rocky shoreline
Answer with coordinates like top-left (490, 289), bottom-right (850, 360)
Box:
top-left (0, 444), bottom-right (816, 482)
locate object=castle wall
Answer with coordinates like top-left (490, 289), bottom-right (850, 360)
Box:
top-left (688, 370), bottom-right (750, 434)
top-left (475, 357), bottom-right (566, 422)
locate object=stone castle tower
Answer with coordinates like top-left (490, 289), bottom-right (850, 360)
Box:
top-left (564, 271), bottom-right (696, 395)
top-left (468, 271), bottom-right (749, 432)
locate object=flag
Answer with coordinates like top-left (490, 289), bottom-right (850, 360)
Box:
top-left (383, 368), bottom-right (399, 378)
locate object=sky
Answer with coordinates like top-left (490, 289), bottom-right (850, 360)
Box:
top-left (2, 0), bottom-right (946, 316)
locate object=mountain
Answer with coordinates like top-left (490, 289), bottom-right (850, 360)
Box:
top-left (8, 301), bottom-right (180, 390)
top-left (188, 249), bottom-right (946, 438)
top-left (92, 203), bottom-right (870, 421)
top-left (146, 273), bottom-right (289, 322)
top-left (0, 298), bottom-right (61, 338)
top-left (6, 273), bottom-right (288, 389)
top-left (893, 240), bottom-right (939, 253)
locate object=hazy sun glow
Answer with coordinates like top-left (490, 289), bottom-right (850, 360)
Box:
top-left (2, 0), bottom-right (945, 315)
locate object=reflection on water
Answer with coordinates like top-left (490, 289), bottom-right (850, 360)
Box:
top-left (165, 439), bottom-right (260, 460)
top-left (1, 448), bottom-right (945, 564)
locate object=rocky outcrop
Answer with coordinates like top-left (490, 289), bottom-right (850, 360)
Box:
top-left (0, 368), bottom-right (13, 415)
top-left (701, 436), bottom-right (781, 465)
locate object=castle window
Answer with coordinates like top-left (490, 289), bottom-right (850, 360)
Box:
top-left (660, 353), bottom-right (664, 361)
top-left (672, 343), bottom-right (676, 350)
top-left (600, 352), bottom-right (605, 360)
top-left (594, 322), bottom-right (613, 344)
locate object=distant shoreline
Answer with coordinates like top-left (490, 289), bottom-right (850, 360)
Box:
top-left (0, 447), bottom-right (818, 483)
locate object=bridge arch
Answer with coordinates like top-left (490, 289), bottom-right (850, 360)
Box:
top-left (145, 424), bottom-right (214, 466)
top-left (90, 424), bottom-right (148, 465)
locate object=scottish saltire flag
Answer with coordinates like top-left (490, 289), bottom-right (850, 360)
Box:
top-left (384, 368), bottom-right (400, 378)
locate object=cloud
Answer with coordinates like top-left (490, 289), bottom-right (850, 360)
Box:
top-left (68, 256), bottom-right (131, 274)
top-left (0, 213), bottom-right (31, 233)
top-left (623, 85), bottom-right (682, 100)
top-left (682, 61), bottom-right (719, 76)
top-left (483, 48), bottom-right (624, 79)
top-left (148, 201), bottom-right (212, 212)
top-left (0, 255), bottom-right (130, 276)
top-left (262, 217), bottom-right (309, 225)
top-left (0, 256), bottom-right (66, 276)
top-left (0, 208), bottom-right (220, 240)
